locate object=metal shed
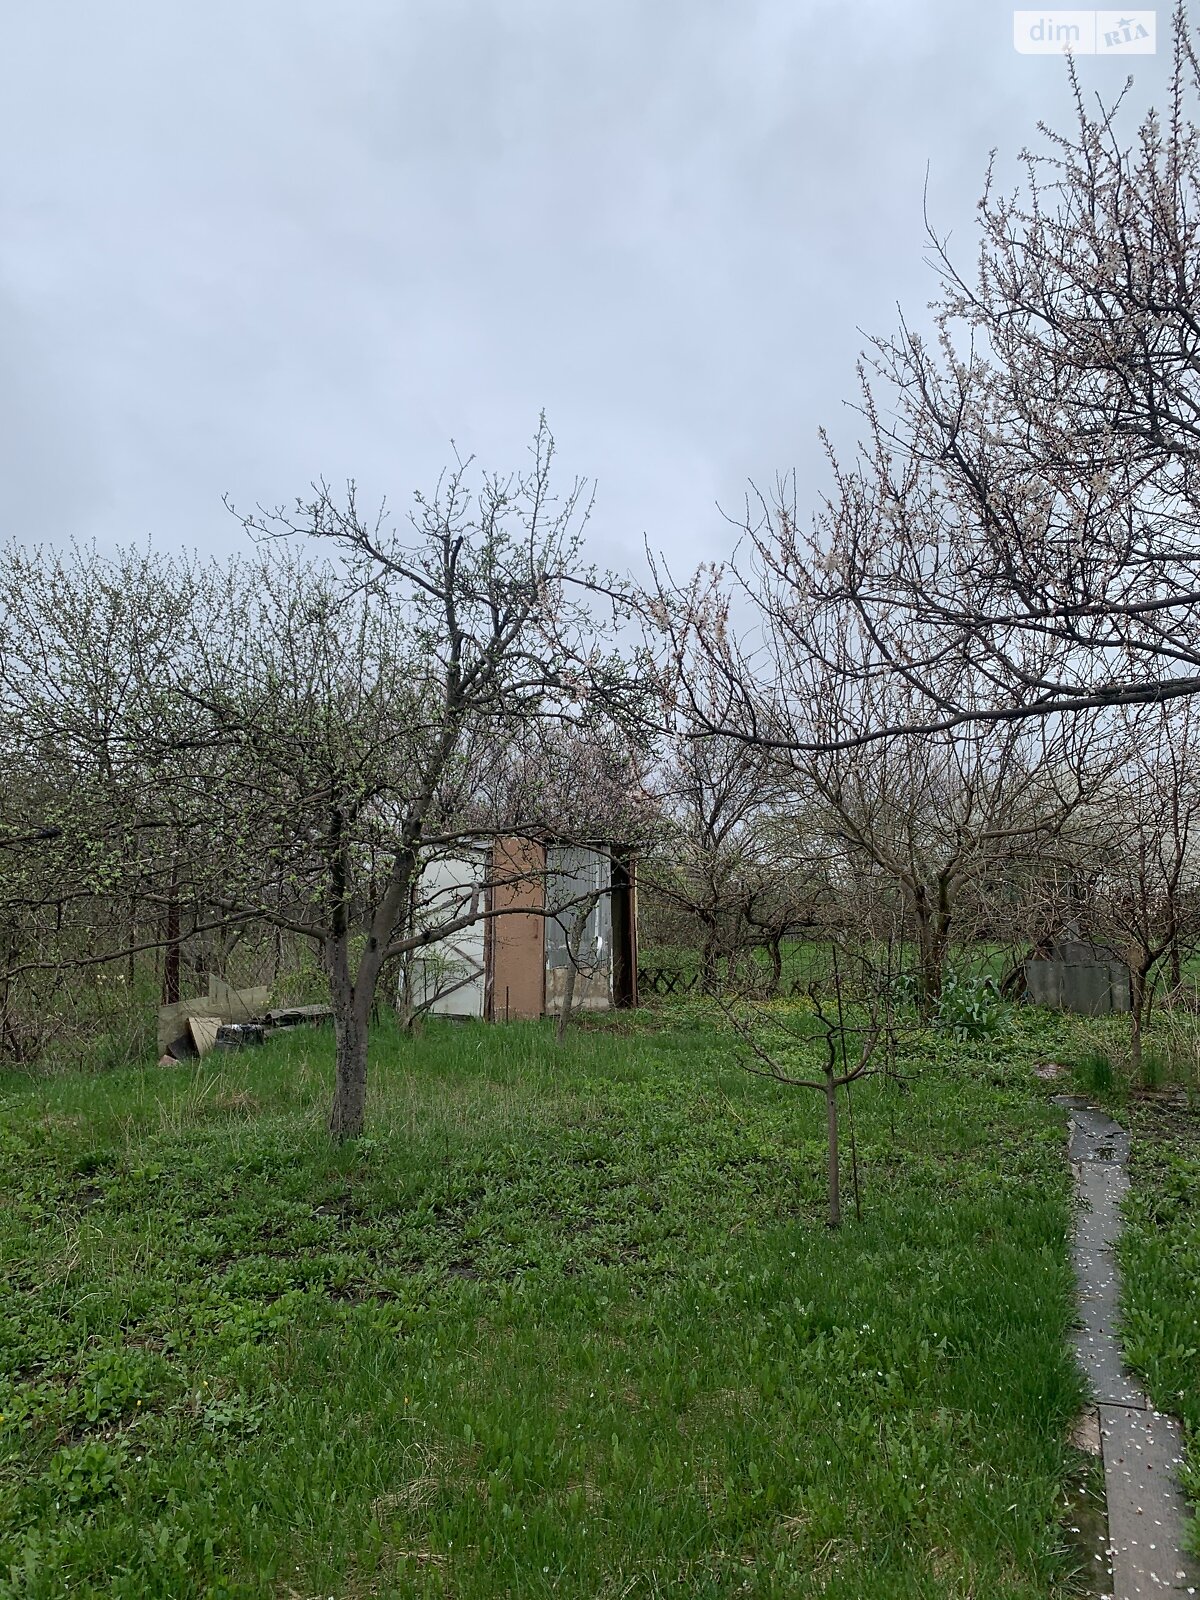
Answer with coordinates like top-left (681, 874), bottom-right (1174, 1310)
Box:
top-left (1025, 936), bottom-right (1132, 1016)
top-left (406, 836), bottom-right (638, 1021)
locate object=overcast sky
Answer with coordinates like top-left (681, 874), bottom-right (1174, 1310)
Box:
top-left (1, 2), bottom-right (1173, 577)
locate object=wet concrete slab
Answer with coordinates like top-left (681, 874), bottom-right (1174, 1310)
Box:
top-left (1075, 1165), bottom-right (1131, 1251)
top-left (1100, 1404), bottom-right (1197, 1596)
top-left (1069, 1110), bottom-right (1132, 1167)
top-left (1057, 1098), bottom-right (1199, 1599)
top-left (1072, 1248), bottom-right (1148, 1409)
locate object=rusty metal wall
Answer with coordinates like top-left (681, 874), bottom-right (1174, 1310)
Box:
top-left (487, 837), bottom-right (547, 1020)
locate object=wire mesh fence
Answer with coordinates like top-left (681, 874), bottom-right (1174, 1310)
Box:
top-left (636, 944), bottom-right (821, 1002)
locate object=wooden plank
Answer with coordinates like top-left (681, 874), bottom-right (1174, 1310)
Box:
top-left (187, 1016), bottom-right (221, 1058)
top-left (488, 837), bottom-right (546, 1020)
top-left (207, 977), bottom-right (270, 1020)
top-left (263, 1005), bottom-right (333, 1027)
top-left (158, 997), bottom-right (217, 1054)
top-left (159, 986), bottom-right (270, 1053)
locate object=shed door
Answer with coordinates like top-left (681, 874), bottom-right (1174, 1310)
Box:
top-left (410, 853), bottom-right (488, 1018)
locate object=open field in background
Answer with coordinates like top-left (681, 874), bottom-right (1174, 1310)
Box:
top-left (0, 994), bottom-right (1197, 1597)
top-left (639, 939), bottom-right (1200, 999)
top-left (636, 941), bottom-right (1057, 999)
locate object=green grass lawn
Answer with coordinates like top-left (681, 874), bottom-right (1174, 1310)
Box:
top-left (1118, 1094), bottom-right (1200, 1546)
top-left (1067, 1020), bottom-right (1200, 1554)
top-left (1012, 1006), bottom-right (1200, 1555)
top-left (0, 1008), bottom-right (1094, 1598)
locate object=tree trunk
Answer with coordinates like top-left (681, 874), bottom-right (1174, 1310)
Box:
top-left (162, 864), bottom-right (180, 998)
top-left (825, 1073), bottom-right (841, 1230)
top-left (165, 902), bottom-right (182, 998)
top-left (0, 929), bottom-right (22, 1061)
top-left (127, 893), bottom-right (137, 988)
top-left (913, 914), bottom-right (942, 1014)
top-left (556, 950), bottom-right (579, 1044)
top-left (911, 880), bottom-right (952, 1015)
top-left (725, 946), bottom-right (741, 992)
top-left (767, 935), bottom-right (784, 997)
top-left (394, 952), bottom-right (420, 1035)
top-left (329, 1003), bottom-right (369, 1141)
top-left (326, 928), bottom-right (379, 1142)
top-left (700, 918), bottom-right (720, 994)
top-left (1130, 965), bottom-right (1147, 1081)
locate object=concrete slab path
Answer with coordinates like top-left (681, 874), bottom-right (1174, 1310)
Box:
top-left (1055, 1095), bottom-right (1198, 1597)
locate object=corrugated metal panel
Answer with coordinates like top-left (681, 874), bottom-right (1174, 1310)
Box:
top-left (1025, 958), bottom-right (1132, 1015)
top-left (544, 846), bottom-right (612, 1014)
top-left (545, 846), bottom-right (611, 971)
top-left (408, 852), bottom-right (488, 1018)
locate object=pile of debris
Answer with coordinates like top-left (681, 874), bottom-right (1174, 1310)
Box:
top-left (157, 976), bottom-right (332, 1064)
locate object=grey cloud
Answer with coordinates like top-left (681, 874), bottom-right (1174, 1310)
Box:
top-left (0, 1), bottom-right (1174, 568)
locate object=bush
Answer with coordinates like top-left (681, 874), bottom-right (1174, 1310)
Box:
top-left (933, 971), bottom-right (1006, 1043)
